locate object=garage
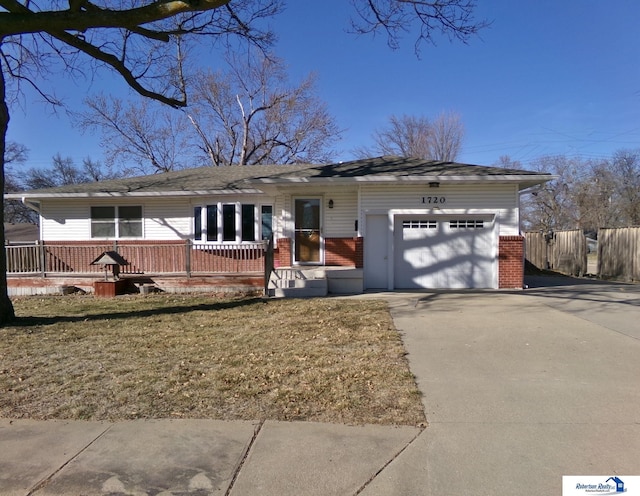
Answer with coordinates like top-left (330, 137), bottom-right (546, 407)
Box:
top-left (393, 215), bottom-right (497, 289)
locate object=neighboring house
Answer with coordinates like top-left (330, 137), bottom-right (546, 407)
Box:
top-left (5, 156), bottom-right (552, 296)
top-left (3, 223), bottom-right (39, 243)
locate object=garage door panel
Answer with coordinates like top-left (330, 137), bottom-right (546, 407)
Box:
top-left (394, 216), bottom-right (496, 289)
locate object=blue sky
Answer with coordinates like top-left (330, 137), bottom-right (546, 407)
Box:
top-left (7, 0), bottom-right (640, 169)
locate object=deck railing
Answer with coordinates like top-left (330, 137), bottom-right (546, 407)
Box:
top-left (5, 240), bottom-right (267, 276)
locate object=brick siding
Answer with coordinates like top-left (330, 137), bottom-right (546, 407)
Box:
top-left (276, 237), bottom-right (292, 267)
top-left (498, 235), bottom-right (525, 289)
top-left (324, 237), bottom-right (363, 268)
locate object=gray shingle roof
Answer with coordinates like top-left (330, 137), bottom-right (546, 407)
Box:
top-left (7, 156), bottom-right (552, 198)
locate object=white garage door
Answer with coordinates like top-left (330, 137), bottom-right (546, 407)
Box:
top-left (394, 216), bottom-right (496, 289)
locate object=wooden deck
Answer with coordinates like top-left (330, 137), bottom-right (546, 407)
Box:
top-left (6, 241), bottom-right (268, 296)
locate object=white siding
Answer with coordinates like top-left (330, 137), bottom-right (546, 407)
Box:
top-left (40, 198), bottom-right (193, 241)
top-left (360, 183), bottom-right (520, 235)
top-left (37, 183), bottom-right (521, 242)
top-left (323, 188), bottom-right (358, 237)
top-left (39, 196), bottom-right (277, 241)
top-left (274, 187), bottom-right (358, 240)
top-left (275, 193), bottom-right (290, 239)
top-left (145, 198), bottom-right (192, 239)
top-left (41, 200), bottom-right (91, 240)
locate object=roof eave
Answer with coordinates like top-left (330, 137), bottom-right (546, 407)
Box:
top-left (247, 174), bottom-right (554, 186)
top-left (5, 174), bottom-right (556, 199)
top-left (5, 189), bottom-right (265, 200)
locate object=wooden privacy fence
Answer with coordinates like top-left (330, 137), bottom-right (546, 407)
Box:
top-left (597, 227), bottom-right (640, 281)
top-left (6, 240), bottom-right (267, 276)
top-left (524, 230), bottom-right (587, 276)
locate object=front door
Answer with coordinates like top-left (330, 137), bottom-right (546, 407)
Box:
top-left (294, 198), bottom-right (322, 263)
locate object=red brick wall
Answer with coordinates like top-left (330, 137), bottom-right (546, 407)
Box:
top-left (324, 237), bottom-right (363, 268)
top-left (274, 237), bottom-right (363, 268)
top-left (354, 237), bottom-right (363, 269)
top-left (277, 238), bottom-right (292, 267)
top-left (499, 235), bottom-right (524, 289)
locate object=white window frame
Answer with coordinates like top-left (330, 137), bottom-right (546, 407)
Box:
top-left (90, 205), bottom-right (143, 239)
top-left (260, 204), bottom-right (274, 241)
top-left (193, 202), bottom-right (273, 244)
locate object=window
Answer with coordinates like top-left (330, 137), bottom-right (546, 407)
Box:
top-left (206, 205), bottom-right (217, 241)
top-left (241, 204), bottom-right (256, 241)
top-left (91, 206), bottom-right (115, 238)
top-left (194, 207), bottom-right (202, 240)
top-left (119, 206), bottom-right (143, 237)
top-left (91, 206), bottom-right (142, 238)
top-left (261, 205), bottom-right (273, 240)
top-left (222, 204), bottom-right (236, 241)
top-left (194, 206), bottom-right (218, 241)
top-left (194, 203), bottom-right (271, 243)
top-left (403, 220), bottom-right (437, 229)
top-left (450, 220), bottom-right (485, 229)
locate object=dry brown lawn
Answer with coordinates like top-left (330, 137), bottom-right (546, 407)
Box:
top-left (1, 295), bottom-right (425, 426)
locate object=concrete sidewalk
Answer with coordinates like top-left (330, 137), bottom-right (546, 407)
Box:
top-left (2, 281), bottom-right (639, 495)
top-left (0, 419), bottom-right (421, 495)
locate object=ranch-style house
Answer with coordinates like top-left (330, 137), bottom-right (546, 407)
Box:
top-left (5, 155), bottom-right (553, 296)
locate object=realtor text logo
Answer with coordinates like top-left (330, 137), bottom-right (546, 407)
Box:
top-left (564, 476), bottom-right (640, 495)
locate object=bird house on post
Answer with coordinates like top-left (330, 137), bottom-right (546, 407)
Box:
top-left (91, 251), bottom-right (129, 281)
top-left (91, 251), bottom-right (129, 297)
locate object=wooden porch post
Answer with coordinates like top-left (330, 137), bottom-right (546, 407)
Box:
top-left (39, 240), bottom-right (46, 278)
top-left (185, 240), bottom-right (192, 277)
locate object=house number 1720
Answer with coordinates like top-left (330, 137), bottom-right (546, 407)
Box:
top-left (422, 196), bottom-right (446, 204)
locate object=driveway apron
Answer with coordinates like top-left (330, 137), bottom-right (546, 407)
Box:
top-left (365, 283), bottom-right (640, 495)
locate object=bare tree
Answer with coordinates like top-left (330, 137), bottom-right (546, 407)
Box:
top-left (82, 156), bottom-right (120, 182)
top-left (366, 114), bottom-right (431, 158)
top-left (350, 0), bottom-right (488, 52)
top-left (520, 156), bottom-right (581, 232)
top-left (5, 151), bottom-right (112, 223)
top-left (22, 153), bottom-right (115, 189)
top-left (363, 111), bottom-right (464, 161)
top-left (24, 153), bottom-right (88, 189)
top-left (521, 151), bottom-right (640, 233)
top-left (0, 0), bottom-right (486, 322)
top-left (189, 51), bottom-right (340, 165)
top-left (429, 111), bottom-right (464, 162)
top-left (493, 155), bottom-right (522, 170)
top-left (81, 94), bottom-right (196, 174)
top-left (571, 160), bottom-right (618, 233)
top-left (611, 149), bottom-right (640, 226)
top-left (83, 51), bottom-right (341, 169)
top-left (3, 140), bottom-right (32, 222)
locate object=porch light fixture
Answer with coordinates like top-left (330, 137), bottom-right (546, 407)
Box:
top-left (429, 182), bottom-right (440, 188)
top-left (328, 199), bottom-right (334, 209)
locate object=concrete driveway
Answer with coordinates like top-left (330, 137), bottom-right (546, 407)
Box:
top-left (2, 277), bottom-right (638, 496)
top-left (362, 277), bottom-right (640, 495)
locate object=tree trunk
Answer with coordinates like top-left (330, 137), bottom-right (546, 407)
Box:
top-left (0, 65), bottom-right (17, 325)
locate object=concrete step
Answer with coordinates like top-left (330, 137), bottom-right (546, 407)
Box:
top-left (268, 268), bottom-right (328, 298)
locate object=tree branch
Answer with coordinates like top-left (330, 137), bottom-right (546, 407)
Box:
top-left (0, 0), bottom-right (232, 36)
top-left (51, 29), bottom-right (186, 107)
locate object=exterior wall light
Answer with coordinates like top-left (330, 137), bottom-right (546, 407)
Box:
top-left (328, 199), bottom-right (334, 209)
top-left (429, 182), bottom-right (440, 188)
